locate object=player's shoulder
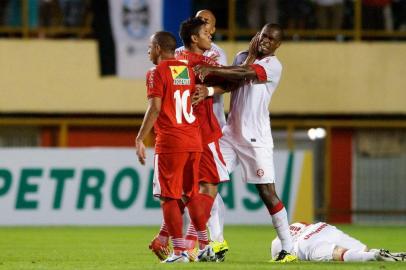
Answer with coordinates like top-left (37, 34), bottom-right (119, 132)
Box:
top-left (146, 66), bottom-right (157, 77)
top-left (258, 55), bottom-right (282, 67)
top-left (157, 59), bottom-right (186, 69)
top-left (211, 42), bottom-right (226, 55)
top-left (254, 56), bottom-right (282, 75)
top-left (175, 46), bottom-right (185, 56)
top-left (233, 50), bottom-right (249, 65)
top-left (236, 50), bottom-right (249, 58)
top-left (175, 45), bottom-right (185, 52)
top-left (147, 66), bottom-right (157, 72)
top-left (209, 42), bottom-right (227, 65)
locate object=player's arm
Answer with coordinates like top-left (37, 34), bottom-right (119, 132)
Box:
top-left (135, 97), bottom-right (161, 165)
top-left (195, 65), bottom-right (258, 83)
top-left (192, 82), bottom-right (239, 106)
top-left (191, 84), bottom-right (224, 106)
top-left (195, 32), bottom-right (260, 82)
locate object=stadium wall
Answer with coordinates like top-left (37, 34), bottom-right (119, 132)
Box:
top-left (1, 40), bottom-right (406, 114)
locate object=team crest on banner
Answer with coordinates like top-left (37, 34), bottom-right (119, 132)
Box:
top-left (109, 0), bottom-right (162, 78)
top-left (122, 0), bottom-right (150, 39)
top-left (169, 66), bottom-right (190, 85)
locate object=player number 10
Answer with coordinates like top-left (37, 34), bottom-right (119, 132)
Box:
top-left (174, 90), bottom-right (196, 124)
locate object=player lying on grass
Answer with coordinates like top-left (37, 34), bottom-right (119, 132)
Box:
top-left (271, 222), bottom-right (406, 262)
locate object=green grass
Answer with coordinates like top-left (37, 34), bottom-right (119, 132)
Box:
top-left (0, 225), bottom-right (405, 269)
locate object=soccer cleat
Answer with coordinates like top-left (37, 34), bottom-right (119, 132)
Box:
top-left (390, 252), bottom-right (406, 261)
top-left (270, 250), bottom-right (298, 263)
top-left (149, 236), bottom-right (170, 261)
top-left (161, 252), bottom-right (189, 263)
top-left (186, 248), bottom-right (198, 262)
top-left (210, 240), bottom-right (229, 262)
top-left (376, 249), bottom-right (406, 262)
top-left (197, 245), bottom-right (216, 262)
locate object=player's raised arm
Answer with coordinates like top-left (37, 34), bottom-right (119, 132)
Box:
top-left (194, 64), bottom-right (258, 83)
top-left (193, 32), bottom-right (260, 82)
top-left (192, 83), bottom-right (239, 106)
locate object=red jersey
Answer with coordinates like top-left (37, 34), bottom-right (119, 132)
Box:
top-left (146, 59), bottom-right (202, 154)
top-left (175, 50), bottom-right (222, 144)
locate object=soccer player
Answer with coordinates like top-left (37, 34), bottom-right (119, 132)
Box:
top-left (176, 9), bottom-right (230, 260)
top-left (193, 23), bottom-right (297, 263)
top-left (271, 222), bottom-right (406, 262)
top-left (147, 18), bottom-right (229, 262)
top-left (135, 31), bottom-right (214, 263)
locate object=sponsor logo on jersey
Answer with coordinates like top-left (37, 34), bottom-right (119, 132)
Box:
top-left (169, 66), bottom-right (190, 85)
top-left (303, 223), bottom-right (328, 240)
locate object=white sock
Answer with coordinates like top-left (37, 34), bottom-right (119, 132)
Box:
top-left (207, 194), bottom-right (225, 242)
top-left (271, 207), bottom-right (293, 252)
top-left (343, 249), bottom-right (377, 262)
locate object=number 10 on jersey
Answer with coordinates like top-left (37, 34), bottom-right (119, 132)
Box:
top-left (174, 90), bottom-right (196, 124)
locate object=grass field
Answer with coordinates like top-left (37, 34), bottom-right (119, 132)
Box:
top-left (1, 225), bottom-right (405, 270)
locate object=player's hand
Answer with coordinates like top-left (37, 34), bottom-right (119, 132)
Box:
top-left (135, 138), bottom-right (146, 165)
top-left (244, 32), bottom-right (260, 65)
top-left (192, 84), bottom-right (208, 105)
top-left (194, 65), bottom-right (211, 82)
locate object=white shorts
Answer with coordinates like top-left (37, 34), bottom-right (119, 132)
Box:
top-left (297, 223), bottom-right (367, 261)
top-left (220, 134), bottom-right (275, 184)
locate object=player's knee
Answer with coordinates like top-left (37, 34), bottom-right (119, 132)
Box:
top-left (255, 183), bottom-right (279, 203)
top-left (199, 182), bottom-right (218, 198)
top-left (332, 246), bottom-right (348, 261)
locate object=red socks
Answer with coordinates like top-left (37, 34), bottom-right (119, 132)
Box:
top-left (187, 194), bottom-right (214, 248)
top-left (267, 201), bottom-right (284, 215)
top-left (185, 224), bottom-right (198, 249)
top-left (162, 199), bottom-right (185, 253)
top-left (160, 194), bottom-right (214, 252)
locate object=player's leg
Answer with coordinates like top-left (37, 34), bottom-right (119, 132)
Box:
top-left (208, 193), bottom-right (226, 242)
top-left (183, 139), bottom-right (230, 260)
top-left (207, 137), bottom-right (237, 241)
top-left (332, 224), bottom-right (368, 252)
top-left (333, 245), bottom-right (378, 261)
top-left (149, 154), bottom-right (171, 261)
top-left (191, 140), bottom-right (230, 242)
top-left (161, 198), bottom-right (189, 262)
top-left (206, 138), bottom-right (237, 261)
top-left (306, 242), bottom-right (376, 262)
top-left (207, 194), bottom-right (229, 261)
top-left (183, 152), bottom-right (216, 262)
top-left (154, 153), bottom-right (190, 263)
top-left (324, 225), bottom-right (401, 261)
top-left (256, 184), bottom-right (296, 262)
top-left (149, 219), bottom-right (171, 261)
top-left (237, 146), bottom-right (296, 262)
top-left (183, 142), bottom-right (220, 252)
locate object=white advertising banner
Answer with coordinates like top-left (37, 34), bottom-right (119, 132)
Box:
top-left (0, 148), bottom-right (313, 225)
